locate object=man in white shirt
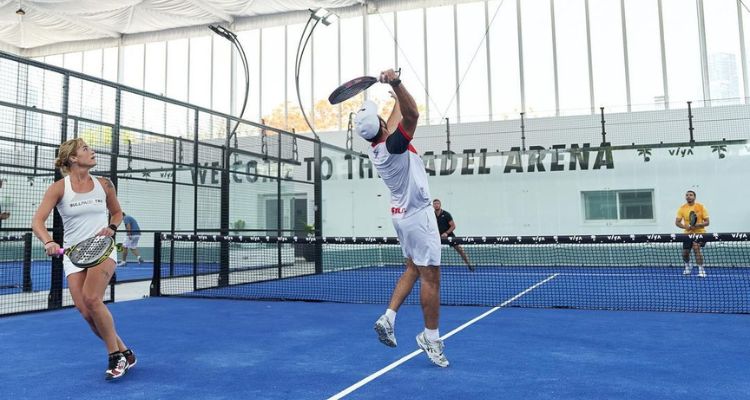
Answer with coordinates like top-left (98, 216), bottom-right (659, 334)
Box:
top-left (357, 69), bottom-right (448, 368)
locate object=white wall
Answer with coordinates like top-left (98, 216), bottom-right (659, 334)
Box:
top-left (318, 104), bottom-right (750, 236)
top-left (2, 104), bottom-right (748, 238)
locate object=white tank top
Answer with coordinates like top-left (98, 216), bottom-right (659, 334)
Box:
top-left (56, 175), bottom-right (109, 247)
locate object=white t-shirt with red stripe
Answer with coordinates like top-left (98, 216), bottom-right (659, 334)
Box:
top-left (368, 123), bottom-right (432, 220)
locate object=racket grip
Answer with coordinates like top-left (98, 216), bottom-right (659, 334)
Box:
top-left (56, 248), bottom-right (65, 256)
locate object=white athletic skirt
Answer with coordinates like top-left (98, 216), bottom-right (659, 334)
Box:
top-left (63, 247), bottom-right (118, 277)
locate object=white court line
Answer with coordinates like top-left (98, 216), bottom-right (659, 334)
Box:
top-left (327, 273), bottom-right (559, 400)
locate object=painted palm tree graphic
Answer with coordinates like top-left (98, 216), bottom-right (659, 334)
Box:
top-left (711, 145), bottom-right (727, 159)
top-left (637, 148), bottom-right (652, 162)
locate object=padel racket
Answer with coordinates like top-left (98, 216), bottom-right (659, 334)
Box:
top-left (689, 211), bottom-right (698, 228)
top-left (328, 68), bottom-right (401, 105)
top-left (56, 236), bottom-right (122, 268)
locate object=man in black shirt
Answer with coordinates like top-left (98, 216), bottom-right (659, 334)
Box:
top-left (433, 199), bottom-right (473, 271)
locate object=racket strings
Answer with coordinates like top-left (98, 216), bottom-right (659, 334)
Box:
top-left (72, 237), bottom-right (112, 263)
top-left (329, 77), bottom-right (377, 105)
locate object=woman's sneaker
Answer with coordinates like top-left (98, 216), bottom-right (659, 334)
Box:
top-left (105, 352), bottom-right (129, 380)
top-left (122, 349), bottom-right (137, 369)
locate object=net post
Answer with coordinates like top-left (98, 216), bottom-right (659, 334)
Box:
top-left (313, 140), bottom-right (323, 274)
top-left (192, 109), bottom-right (199, 292)
top-left (110, 87), bottom-right (121, 189)
top-left (599, 107), bottom-right (607, 145)
top-left (108, 273), bottom-right (116, 303)
top-left (150, 231), bottom-right (162, 297)
top-left (687, 101), bottom-right (695, 144)
top-left (48, 74), bottom-right (69, 311)
top-left (48, 189), bottom-right (64, 310)
top-left (170, 138), bottom-right (177, 277)
top-left (277, 132), bottom-right (283, 278)
top-left (520, 112), bottom-right (526, 151)
top-left (219, 136), bottom-right (230, 287)
top-left (445, 117), bottom-right (451, 152)
top-left (22, 232), bottom-right (32, 292)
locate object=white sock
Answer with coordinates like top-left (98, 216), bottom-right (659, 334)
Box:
top-left (684, 262), bottom-right (691, 269)
top-left (424, 328), bottom-right (440, 341)
top-left (385, 309), bottom-right (397, 325)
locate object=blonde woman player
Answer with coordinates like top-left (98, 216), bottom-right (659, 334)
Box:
top-left (31, 138), bottom-right (136, 380)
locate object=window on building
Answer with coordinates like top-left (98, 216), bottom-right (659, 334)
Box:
top-left (582, 189), bottom-right (654, 220)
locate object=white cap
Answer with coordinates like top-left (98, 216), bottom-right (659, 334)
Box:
top-left (354, 100), bottom-right (380, 140)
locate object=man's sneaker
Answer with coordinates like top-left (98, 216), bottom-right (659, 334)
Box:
top-left (682, 266), bottom-right (692, 275)
top-left (105, 352), bottom-right (129, 380)
top-left (122, 349), bottom-right (137, 369)
top-left (374, 315), bottom-right (397, 347)
top-left (116, 261), bottom-right (126, 267)
top-left (698, 267), bottom-right (707, 278)
top-left (467, 263), bottom-right (475, 272)
top-left (416, 332), bottom-right (449, 368)
top-left (137, 257), bottom-right (143, 264)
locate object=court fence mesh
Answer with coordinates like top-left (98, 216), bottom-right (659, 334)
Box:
top-left (151, 232), bottom-right (750, 314)
top-left (0, 234), bottom-right (114, 316)
top-left (0, 50), bottom-right (318, 316)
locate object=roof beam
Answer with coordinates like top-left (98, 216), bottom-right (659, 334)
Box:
top-left (24, 3), bottom-right (121, 38)
top-left (184, 0), bottom-right (234, 23)
top-left (0, 40), bottom-right (22, 54)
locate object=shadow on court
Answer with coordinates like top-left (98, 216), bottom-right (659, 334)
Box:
top-left (1, 297), bottom-right (748, 399)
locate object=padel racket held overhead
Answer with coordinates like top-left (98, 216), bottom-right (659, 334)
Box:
top-left (57, 235), bottom-right (123, 268)
top-left (328, 68), bottom-right (401, 105)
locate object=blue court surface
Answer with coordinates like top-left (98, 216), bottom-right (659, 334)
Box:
top-left (1, 296), bottom-right (748, 400)
top-left (180, 266), bottom-right (750, 313)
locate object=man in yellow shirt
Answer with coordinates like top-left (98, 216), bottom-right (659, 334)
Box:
top-left (675, 190), bottom-right (710, 277)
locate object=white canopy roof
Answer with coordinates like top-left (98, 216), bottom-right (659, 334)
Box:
top-left (0, 0), bottom-right (361, 53)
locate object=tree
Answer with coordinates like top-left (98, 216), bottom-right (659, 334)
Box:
top-left (78, 126), bottom-right (136, 147)
top-left (262, 95), bottom-right (426, 134)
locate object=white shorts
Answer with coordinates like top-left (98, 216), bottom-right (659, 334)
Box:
top-left (63, 247), bottom-right (118, 277)
top-left (124, 235), bottom-right (141, 248)
top-left (392, 206), bottom-right (441, 267)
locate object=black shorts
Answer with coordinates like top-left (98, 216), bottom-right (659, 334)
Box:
top-left (682, 237), bottom-right (706, 250)
top-left (443, 232), bottom-right (458, 247)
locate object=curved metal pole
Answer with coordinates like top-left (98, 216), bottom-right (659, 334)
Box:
top-left (295, 15), bottom-right (320, 140)
top-left (230, 39), bottom-right (250, 142)
top-left (210, 25), bottom-right (249, 287)
top-left (210, 25), bottom-right (249, 144)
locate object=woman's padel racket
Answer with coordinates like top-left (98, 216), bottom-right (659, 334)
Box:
top-left (328, 68), bottom-right (401, 105)
top-left (689, 211), bottom-right (698, 228)
top-left (57, 236), bottom-right (122, 268)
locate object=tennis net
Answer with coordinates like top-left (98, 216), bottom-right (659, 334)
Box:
top-left (0, 234), bottom-right (32, 294)
top-left (0, 233), bottom-right (115, 316)
top-left (151, 232), bottom-right (750, 313)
